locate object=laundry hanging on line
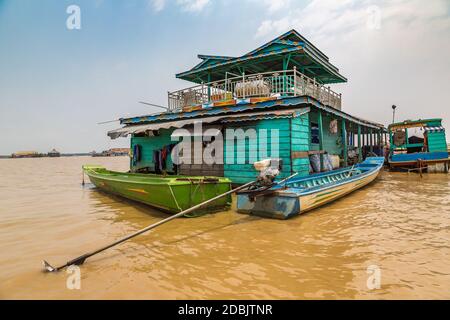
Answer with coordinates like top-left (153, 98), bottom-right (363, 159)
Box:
top-left (153, 144), bottom-right (177, 172)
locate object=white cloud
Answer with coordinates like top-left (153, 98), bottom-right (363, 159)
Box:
top-left (256, 17), bottom-right (291, 38)
top-left (149, 0), bottom-right (166, 12)
top-left (265, 0), bottom-right (291, 13)
top-left (249, 0), bottom-right (291, 15)
top-left (177, 0), bottom-right (210, 12)
top-left (255, 0), bottom-right (450, 40)
top-left (253, 0), bottom-right (450, 130)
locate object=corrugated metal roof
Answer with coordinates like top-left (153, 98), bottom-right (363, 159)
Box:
top-left (221, 108), bottom-right (309, 123)
top-left (110, 108), bottom-right (310, 139)
top-left (388, 118), bottom-right (443, 130)
top-left (176, 29), bottom-right (347, 84)
top-left (120, 96), bottom-right (384, 130)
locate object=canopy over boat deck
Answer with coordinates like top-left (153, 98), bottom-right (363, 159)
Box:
top-left (388, 118), bottom-right (445, 131)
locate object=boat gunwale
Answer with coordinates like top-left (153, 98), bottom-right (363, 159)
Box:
top-left (274, 158), bottom-right (384, 197)
top-left (84, 167), bottom-right (232, 214)
top-left (388, 158), bottom-right (450, 164)
top-left (83, 166), bottom-right (232, 186)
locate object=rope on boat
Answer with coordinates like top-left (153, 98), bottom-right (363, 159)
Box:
top-left (168, 184), bottom-right (183, 213)
top-left (185, 178), bottom-right (211, 218)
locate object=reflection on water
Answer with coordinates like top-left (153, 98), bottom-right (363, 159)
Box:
top-left (0, 156), bottom-right (449, 299)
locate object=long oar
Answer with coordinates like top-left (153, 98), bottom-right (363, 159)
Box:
top-left (43, 180), bottom-right (256, 272)
top-left (276, 172), bottom-right (299, 186)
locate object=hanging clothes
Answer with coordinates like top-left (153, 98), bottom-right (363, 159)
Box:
top-left (132, 144), bottom-right (141, 167)
top-left (152, 144), bottom-right (179, 173)
top-left (153, 150), bottom-right (161, 173)
top-left (161, 148), bottom-right (168, 170)
top-left (158, 151), bottom-right (163, 171)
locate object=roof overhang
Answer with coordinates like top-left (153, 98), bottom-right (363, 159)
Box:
top-left (176, 29), bottom-right (347, 85)
top-left (119, 96), bottom-right (384, 130)
top-left (109, 107), bottom-right (310, 139)
top-left (388, 118), bottom-right (442, 131)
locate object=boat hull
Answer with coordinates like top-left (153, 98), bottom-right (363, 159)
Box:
top-left (83, 166), bottom-right (232, 215)
top-left (237, 157), bottom-right (384, 219)
top-left (388, 151), bottom-right (449, 168)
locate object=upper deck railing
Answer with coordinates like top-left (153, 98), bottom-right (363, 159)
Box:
top-left (168, 67), bottom-right (342, 112)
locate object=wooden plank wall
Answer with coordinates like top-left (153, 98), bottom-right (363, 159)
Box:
top-left (308, 110), bottom-right (343, 155)
top-left (291, 113), bottom-right (311, 176)
top-left (130, 129), bottom-right (176, 172)
top-left (224, 118), bottom-right (298, 184)
top-left (129, 114), bottom-right (319, 183)
top-left (428, 132), bottom-right (448, 152)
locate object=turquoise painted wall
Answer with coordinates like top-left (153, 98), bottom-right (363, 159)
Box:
top-left (223, 118), bottom-right (294, 184)
top-left (291, 113), bottom-right (311, 176)
top-left (309, 111), bottom-right (343, 155)
top-left (130, 129), bottom-right (176, 172)
top-left (128, 113), bottom-right (326, 183)
top-left (428, 131), bottom-right (447, 152)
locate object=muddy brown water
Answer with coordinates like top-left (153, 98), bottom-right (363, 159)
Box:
top-left (0, 156), bottom-right (449, 299)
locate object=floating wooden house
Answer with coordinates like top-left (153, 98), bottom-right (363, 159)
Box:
top-left (388, 118), bottom-right (449, 172)
top-left (108, 30), bottom-right (386, 184)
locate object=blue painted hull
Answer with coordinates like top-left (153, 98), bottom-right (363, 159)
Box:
top-left (389, 151), bottom-right (449, 166)
top-left (237, 191), bottom-right (300, 219)
top-left (237, 157), bottom-right (385, 219)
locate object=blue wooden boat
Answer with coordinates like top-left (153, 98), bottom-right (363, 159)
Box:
top-left (388, 119), bottom-right (449, 171)
top-left (236, 157), bottom-right (385, 219)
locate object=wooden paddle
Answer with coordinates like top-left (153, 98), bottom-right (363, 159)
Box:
top-left (43, 180), bottom-right (256, 272)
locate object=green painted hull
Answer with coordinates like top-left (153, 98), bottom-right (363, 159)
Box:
top-left (83, 165), bottom-right (232, 215)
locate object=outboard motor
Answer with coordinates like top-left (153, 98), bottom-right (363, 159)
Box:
top-left (253, 158), bottom-right (282, 186)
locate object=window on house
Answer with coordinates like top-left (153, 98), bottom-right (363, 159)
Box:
top-left (311, 122), bottom-right (320, 144)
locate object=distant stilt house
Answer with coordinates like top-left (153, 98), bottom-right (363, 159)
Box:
top-left (109, 148), bottom-right (130, 156)
top-left (92, 148), bottom-right (130, 157)
top-left (48, 149), bottom-right (61, 157)
top-left (108, 30), bottom-right (386, 184)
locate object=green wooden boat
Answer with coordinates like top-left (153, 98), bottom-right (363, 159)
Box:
top-left (83, 165), bottom-right (232, 215)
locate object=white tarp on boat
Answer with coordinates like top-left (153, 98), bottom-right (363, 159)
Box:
top-left (424, 126), bottom-right (445, 133)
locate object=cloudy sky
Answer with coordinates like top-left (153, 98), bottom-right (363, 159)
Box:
top-left (0, 0), bottom-right (449, 154)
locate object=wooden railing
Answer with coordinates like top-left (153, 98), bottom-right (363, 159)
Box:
top-left (168, 67), bottom-right (342, 112)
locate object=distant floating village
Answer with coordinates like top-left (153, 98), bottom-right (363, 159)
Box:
top-left (91, 148), bottom-right (130, 157)
top-left (2, 148), bottom-right (129, 159)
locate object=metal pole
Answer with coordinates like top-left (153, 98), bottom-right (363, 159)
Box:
top-left (207, 73), bottom-right (211, 103)
top-left (357, 124), bottom-right (362, 162)
top-left (370, 129), bottom-right (373, 153)
top-left (342, 119), bottom-right (348, 167)
top-left (318, 111), bottom-right (324, 171)
top-left (242, 72), bottom-right (246, 99)
top-left (392, 105), bottom-right (397, 124)
top-left (43, 180), bottom-right (256, 272)
top-left (293, 66), bottom-right (297, 95)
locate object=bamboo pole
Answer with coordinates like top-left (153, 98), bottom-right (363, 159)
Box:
top-left (43, 180), bottom-right (256, 272)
